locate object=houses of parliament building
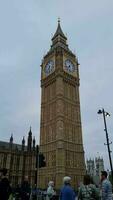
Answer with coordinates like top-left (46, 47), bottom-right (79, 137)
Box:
top-left (0, 20), bottom-right (85, 189)
top-left (0, 128), bottom-right (37, 187)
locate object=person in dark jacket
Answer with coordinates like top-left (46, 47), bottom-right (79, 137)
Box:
top-left (60, 176), bottom-right (75, 200)
top-left (21, 176), bottom-right (31, 200)
top-left (0, 168), bottom-right (12, 200)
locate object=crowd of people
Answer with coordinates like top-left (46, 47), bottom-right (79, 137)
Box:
top-left (0, 168), bottom-right (112, 200)
top-left (0, 169), bottom-right (31, 200)
top-left (46, 172), bottom-right (113, 200)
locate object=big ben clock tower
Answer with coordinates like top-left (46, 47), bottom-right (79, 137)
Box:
top-left (39, 20), bottom-right (85, 189)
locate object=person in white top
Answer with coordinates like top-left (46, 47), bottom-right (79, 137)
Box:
top-left (46, 181), bottom-right (56, 200)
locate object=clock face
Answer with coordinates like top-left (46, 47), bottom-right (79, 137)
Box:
top-left (44, 60), bottom-right (54, 76)
top-left (64, 59), bottom-right (75, 73)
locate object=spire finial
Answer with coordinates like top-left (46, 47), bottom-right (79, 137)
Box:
top-left (28, 126), bottom-right (32, 137)
top-left (58, 17), bottom-right (60, 24)
top-left (52, 19), bottom-right (67, 46)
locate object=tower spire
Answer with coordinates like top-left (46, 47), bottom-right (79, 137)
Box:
top-left (52, 19), bottom-right (67, 41)
top-left (27, 126), bottom-right (32, 151)
top-left (22, 136), bottom-right (25, 151)
top-left (10, 133), bottom-right (13, 144)
top-left (51, 19), bottom-right (68, 50)
top-left (33, 136), bottom-right (36, 151)
top-left (9, 133), bottom-right (13, 150)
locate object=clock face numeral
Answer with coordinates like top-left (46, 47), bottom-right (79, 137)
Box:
top-left (44, 60), bottom-right (54, 76)
top-left (64, 59), bottom-right (76, 73)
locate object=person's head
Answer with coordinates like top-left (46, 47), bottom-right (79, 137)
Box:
top-left (101, 171), bottom-right (108, 181)
top-left (48, 181), bottom-right (54, 187)
top-left (83, 175), bottom-right (91, 185)
top-left (63, 176), bottom-right (71, 185)
top-left (0, 168), bottom-right (7, 177)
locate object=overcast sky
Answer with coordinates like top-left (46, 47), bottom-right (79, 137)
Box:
top-left (0, 0), bottom-right (113, 170)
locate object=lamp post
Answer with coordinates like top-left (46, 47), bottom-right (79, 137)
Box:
top-left (97, 108), bottom-right (113, 181)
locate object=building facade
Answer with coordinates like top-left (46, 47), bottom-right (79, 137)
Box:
top-left (39, 20), bottom-right (85, 189)
top-left (87, 157), bottom-right (104, 177)
top-left (87, 159), bottom-right (95, 177)
top-left (0, 128), bottom-right (37, 187)
top-left (95, 157), bottom-right (104, 176)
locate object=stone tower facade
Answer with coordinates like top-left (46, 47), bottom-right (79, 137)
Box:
top-left (87, 159), bottom-right (95, 176)
top-left (95, 157), bottom-right (104, 176)
top-left (87, 157), bottom-right (104, 177)
top-left (39, 20), bottom-right (85, 189)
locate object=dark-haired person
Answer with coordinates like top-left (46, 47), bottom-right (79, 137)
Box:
top-left (78, 174), bottom-right (99, 200)
top-left (0, 168), bottom-right (11, 200)
top-left (101, 171), bottom-right (112, 200)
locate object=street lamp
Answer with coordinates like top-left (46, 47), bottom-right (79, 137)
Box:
top-left (97, 108), bottom-right (113, 180)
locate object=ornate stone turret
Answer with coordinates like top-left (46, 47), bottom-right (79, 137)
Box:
top-left (10, 134), bottom-right (13, 143)
top-left (33, 137), bottom-right (36, 151)
top-left (9, 134), bottom-right (13, 149)
top-left (22, 136), bottom-right (25, 151)
top-left (27, 127), bottom-right (32, 151)
top-left (87, 158), bottom-right (95, 176)
top-left (95, 157), bottom-right (104, 176)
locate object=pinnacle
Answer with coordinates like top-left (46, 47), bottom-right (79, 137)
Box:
top-left (52, 20), bottom-right (67, 40)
